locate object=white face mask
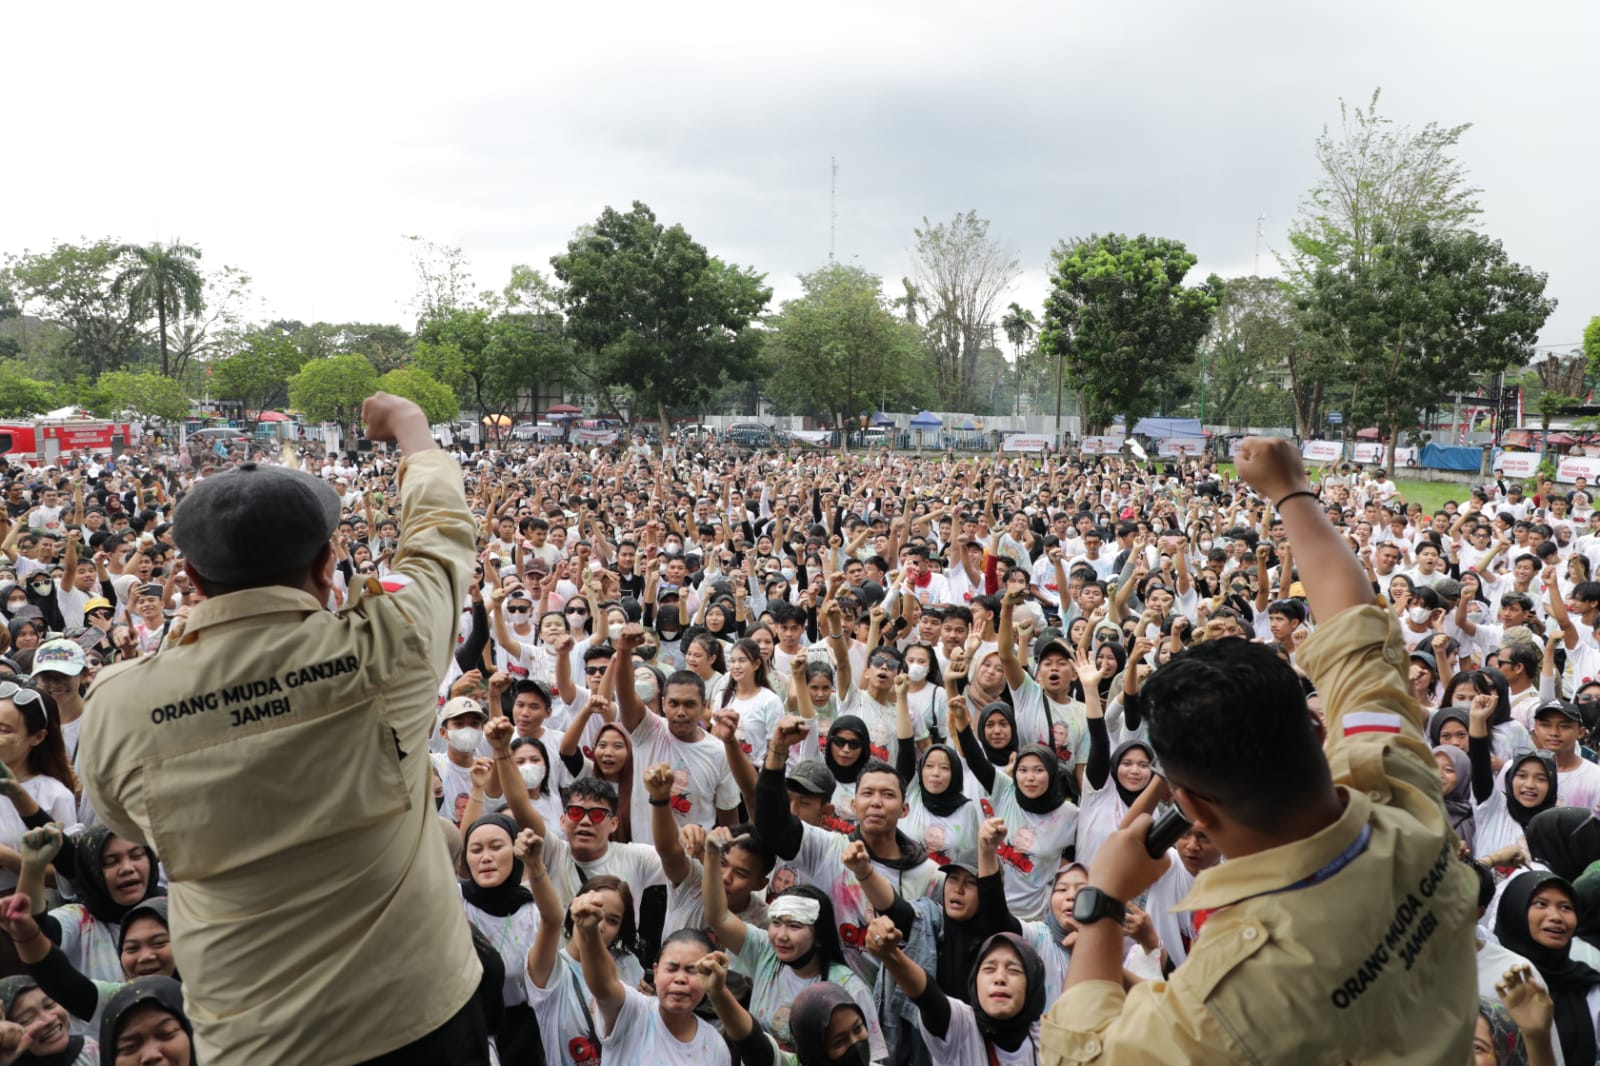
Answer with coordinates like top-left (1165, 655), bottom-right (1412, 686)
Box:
top-left (1467, 607), bottom-right (1486, 625)
top-left (635, 679), bottom-right (658, 703)
top-left (1198, 540), bottom-right (1213, 552)
top-left (907, 663), bottom-right (929, 682)
top-left (447, 727), bottom-right (483, 754)
top-left (519, 762), bottom-right (546, 790)
top-left (1406, 607), bottom-right (1431, 625)
top-left (781, 567), bottom-right (796, 582)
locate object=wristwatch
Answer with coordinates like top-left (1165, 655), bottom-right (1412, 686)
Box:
top-left (1071, 886), bottom-right (1127, 926)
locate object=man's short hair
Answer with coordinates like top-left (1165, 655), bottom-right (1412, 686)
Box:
top-left (664, 670), bottom-right (706, 703)
top-left (1141, 640), bottom-right (1330, 835)
top-left (855, 759), bottom-right (904, 795)
top-left (563, 776), bottom-right (618, 813)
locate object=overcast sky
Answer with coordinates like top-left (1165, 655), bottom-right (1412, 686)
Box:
top-left (6, 1), bottom-right (1595, 352)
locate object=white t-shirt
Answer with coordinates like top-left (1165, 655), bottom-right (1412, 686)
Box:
top-left (599, 984), bottom-right (730, 1066)
top-left (0, 775), bottom-right (76, 893)
top-left (1008, 676), bottom-right (1089, 776)
top-left (540, 836), bottom-right (666, 928)
top-left (662, 854), bottom-right (768, 943)
top-left (842, 688), bottom-right (927, 769)
top-left (525, 953), bottom-right (603, 1066)
top-left (917, 995), bottom-right (1041, 1066)
top-left (722, 688), bottom-right (785, 767)
top-left (462, 894), bottom-right (541, 1008)
top-left (982, 771), bottom-right (1079, 922)
top-left (627, 710), bottom-right (741, 838)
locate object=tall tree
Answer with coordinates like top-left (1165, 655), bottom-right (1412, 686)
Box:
top-left (1039, 234), bottom-right (1223, 434)
top-left (288, 355), bottom-right (379, 441)
top-left (1585, 316), bottom-right (1600, 378)
top-left (1302, 224), bottom-right (1554, 473)
top-left (762, 263), bottom-right (926, 428)
top-left (210, 333), bottom-right (310, 424)
top-left (910, 212), bottom-right (1020, 409)
top-left (112, 241), bottom-right (205, 377)
top-left (552, 201), bottom-right (770, 428)
top-left (4, 240), bottom-right (138, 381)
top-left (1286, 89), bottom-right (1481, 280)
top-left (1000, 303), bottom-right (1037, 414)
top-left (1187, 278), bottom-right (1304, 428)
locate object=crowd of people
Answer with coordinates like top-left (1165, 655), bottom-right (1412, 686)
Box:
top-left (0, 404), bottom-right (1596, 1064)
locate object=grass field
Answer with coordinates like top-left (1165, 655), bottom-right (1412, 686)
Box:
top-left (1215, 463), bottom-right (1466, 513)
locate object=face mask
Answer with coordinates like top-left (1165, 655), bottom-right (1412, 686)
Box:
top-left (635, 679), bottom-right (658, 703)
top-left (836, 1039), bottom-right (872, 1066)
top-left (448, 727), bottom-right (483, 754)
top-left (519, 762), bottom-right (546, 790)
top-left (608, 623), bottom-right (624, 643)
top-left (907, 663), bottom-right (929, 682)
top-left (1467, 608), bottom-right (1485, 625)
top-left (1199, 540), bottom-right (1213, 551)
top-left (1406, 607), bottom-right (1431, 625)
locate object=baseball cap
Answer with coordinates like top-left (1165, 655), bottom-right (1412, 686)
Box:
top-left (1034, 629), bottom-right (1073, 665)
top-left (81, 597), bottom-right (113, 616)
top-left (511, 679), bottom-right (552, 704)
top-left (786, 759), bottom-right (835, 796)
top-left (939, 859), bottom-right (980, 879)
top-left (173, 461), bottom-right (341, 585)
top-left (31, 639), bottom-right (87, 677)
top-left (1408, 650), bottom-right (1437, 674)
top-left (1535, 699), bottom-right (1583, 724)
top-left (436, 695), bottom-right (487, 729)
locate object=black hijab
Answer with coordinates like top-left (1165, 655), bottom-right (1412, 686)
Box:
top-left (73, 827), bottom-right (161, 927)
top-left (1505, 751), bottom-right (1559, 829)
top-left (967, 932), bottom-right (1046, 1053)
top-left (98, 977), bottom-right (192, 1066)
top-left (978, 702), bottom-right (1018, 767)
top-left (22, 574), bottom-right (63, 633)
top-left (790, 982), bottom-right (870, 1066)
top-left (0, 975), bottom-right (87, 1066)
top-left (1493, 871), bottom-right (1600, 1066)
top-left (1108, 738), bottom-right (1155, 809)
top-left (117, 897), bottom-right (177, 981)
top-left (824, 714), bottom-right (869, 786)
top-left (1526, 808), bottom-right (1600, 883)
top-left (918, 743), bottom-right (969, 818)
top-left (459, 815), bottom-right (533, 918)
top-left (1426, 707), bottom-right (1469, 748)
top-left (1014, 744), bottom-right (1069, 816)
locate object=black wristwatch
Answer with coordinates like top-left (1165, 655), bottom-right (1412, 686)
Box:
top-left (1072, 886), bottom-right (1127, 926)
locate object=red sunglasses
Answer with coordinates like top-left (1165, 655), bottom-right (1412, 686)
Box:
top-left (565, 805), bottom-right (611, 825)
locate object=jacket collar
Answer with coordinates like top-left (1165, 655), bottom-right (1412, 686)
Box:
top-left (176, 587), bottom-right (326, 643)
top-left (1176, 787), bottom-right (1367, 912)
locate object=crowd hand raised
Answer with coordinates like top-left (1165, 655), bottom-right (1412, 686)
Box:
top-left (710, 709), bottom-right (740, 744)
top-left (450, 669), bottom-right (484, 699)
top-left (18, 825), bottom-right (61, 867)
top-left (485, 716), bottom-right (514, 753)
top-left (569, 891), bottom-right (606, 930)
top-left (513, 828), bottom-right (542, 865)
top-left (1495, 964), bottom-right (1554, 1036)
top-left (644, 762), bottom-right (676, 803)
top-left (469, 758), bottom-right (495, 791)
top-left (771, 715), bottom-right (809, 749)
top-left (695, 950), bottom-right (731, 995)
top-left (0, 1018), bottom-right (45, 1066)
top-left (978, 816), bottom-right (1007, 854)
top-left (0, 893), bottom-right (36, 944)
top-left (841, 838), bottom-right (873, 880)
top-left (1234, 437), bottom-right (1310, 504)
top-left (863, 914), bottom-right (901, 959)
top-left (678, 823), bottom-right (707, 856)
top-left (947, 693), bottom-right (971, 734)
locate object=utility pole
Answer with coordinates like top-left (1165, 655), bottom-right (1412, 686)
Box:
top-left (829, 157), bottom-right (838, 263)
top-left (1254, 214), bottom-right (1265, 276)
top-left (1054, 341), bottom-right (1065, 448)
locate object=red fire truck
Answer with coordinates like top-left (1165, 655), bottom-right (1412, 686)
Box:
top-left (0, 417), bottom-right (138, 465)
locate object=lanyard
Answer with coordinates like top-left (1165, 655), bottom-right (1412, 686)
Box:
top-left (1193, 823), bottom-right (1372, 935)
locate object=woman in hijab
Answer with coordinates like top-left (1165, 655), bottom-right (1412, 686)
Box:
top-left (951, 688), bottom-right (1077, 921)
top-left (697, 955), bottom-right (873, 1066)
top-left (7, 617), bottom-right (42, 656)
top-left (867, 926), bottom-right (1046, 1065)
top-left (456, 814), bottom-right (542, 1065)
top-left (1429, 706), bottom-right (1471, 750)
top-left (1525, 808), bottom-right (1600, 884)
top-left (974, 703), bottom-right (1019, 770)
top-left (21, 574), bottom-right (63, 636)
top-left (1470, 693), bottom-right (1557, 866)
top-left (1075, 649), bottom-right (1153, 867)
top-left (703, 871), bottom-right (883, 1060)
top-left (1434, 743), bottom-right (1477, 854)
top-left (0, 975), bottom-right (96, 1065)
top-left (1475, 996), bottom-right (1532, 1066)
top-left (20, 827), bottom-right (160, 985)
top-left (1451, 669), bottom-right (1532, 766)
top-left (897, 741), bottom-right (979, 869)
top-left (821, 714), bottom-right (870, 813)
top-left (1492, 871), bottom-right (1600, 1065)
top-left (97, 976), bottom-right (191, 1066)
top-left (0, 586), bottom-right (28, 624)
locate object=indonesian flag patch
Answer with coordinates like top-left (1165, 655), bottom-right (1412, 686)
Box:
top-left (1343, 711), bottom-right (1404, 736)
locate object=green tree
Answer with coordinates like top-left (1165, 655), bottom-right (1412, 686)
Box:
top-left (1000, 303), bottom-right (1037, 414)
top-left (377, 368), bottom-right (458, 423)
top-left (910, 212), bottom-right (1020, 409)
top-left (0, 363), bottom-right (56, 418)
top-left (89, 370), bottom-right (190, 423)
top-left (1286, 89), bottom-right (1481, 280)
top-left (1039, 234), bottom-right (1223, 434)
top-left (552, 201), bottom-right (771, 428)
top-left (4, 240), bottom-right (138, 381)
top-left (762, 263), bottom-right (925, 428)
top-left (210, 333), bottom-right (310, 424)
top-left (1585, 316), bottom-right (1600, 378)
top-left (287, 355), bottom-right (378, 439)
top-left (111, 242), bottom-right (205, 378)
top-left (1182, 277), bottom-right (1303, 429)
top-left (1302, 224), bottom-right (1555, 473)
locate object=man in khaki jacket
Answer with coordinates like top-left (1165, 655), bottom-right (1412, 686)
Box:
top-left (78, 393), bottom-right (486, 1066)
top-left (1042, 437), bottom-right (1479, 1065)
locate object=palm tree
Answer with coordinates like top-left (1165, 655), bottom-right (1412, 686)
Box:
top-left (113, 241), bottom-right (205, 377)
top-left (1000, 302), bottom-right (1037, 414)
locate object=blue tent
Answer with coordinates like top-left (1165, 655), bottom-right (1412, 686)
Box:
top-left (909, 411), bottom-right (942, 427)
top-left (871, 411), bottom-right (895, 426)
top-left (1130, 416), bottom-right (1204, 438)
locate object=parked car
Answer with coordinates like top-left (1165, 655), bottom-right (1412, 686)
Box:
top-left (674, 424), bottom-right (718, 444)
top-left (724, 423), bottom-right (776, 449)
top-left (190, 427), bottom-right (249, 442)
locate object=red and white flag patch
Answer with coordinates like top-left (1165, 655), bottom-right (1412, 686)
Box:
top-left (1343, 711), bottom-right (1404, 736)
